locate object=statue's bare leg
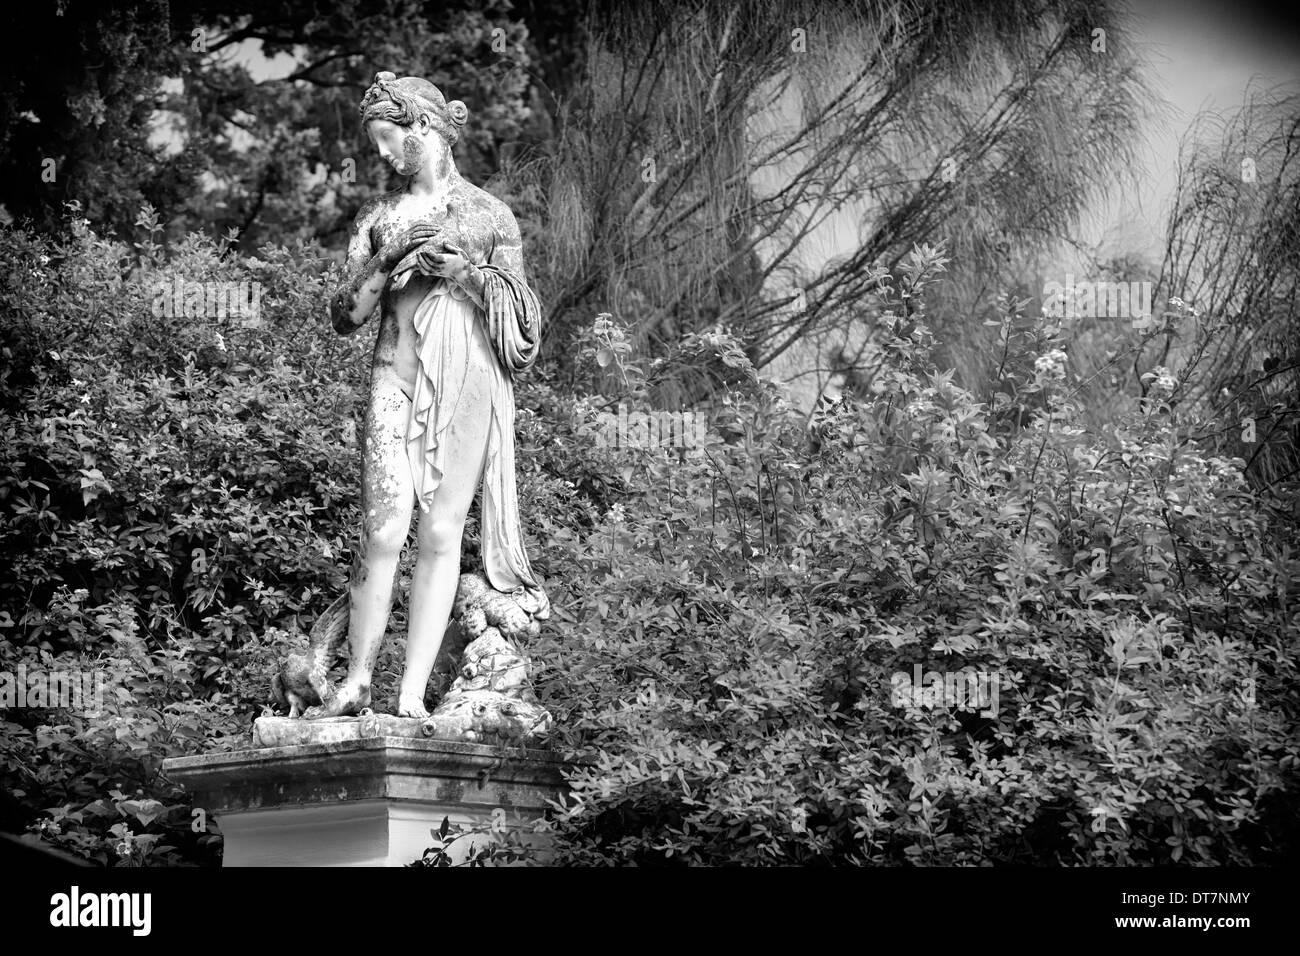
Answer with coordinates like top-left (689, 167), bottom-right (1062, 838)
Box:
top-left (314, 365), bottom-right (414, 717)
top-left (398, 338), bottom-right (494, 717)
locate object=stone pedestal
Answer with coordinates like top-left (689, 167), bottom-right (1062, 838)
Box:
top-left (162, 718), bottom-right (566, 867)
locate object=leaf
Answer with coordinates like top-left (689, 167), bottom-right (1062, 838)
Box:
top-left (120, 799), bottom-right (165, 826)
top-left (595, 348), bottom-right (614, 368)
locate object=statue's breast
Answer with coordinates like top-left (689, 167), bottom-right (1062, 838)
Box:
top-left (447, 189), bottom-right (500, 263)
top-left (367, 187), bottom-right (498, 262)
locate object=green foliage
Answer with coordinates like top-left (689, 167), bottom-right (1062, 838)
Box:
top-left (516, 243), bottom-right (1300, 865)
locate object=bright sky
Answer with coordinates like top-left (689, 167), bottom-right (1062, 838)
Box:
top-left (1089, 0), bottom-right (1300, 261)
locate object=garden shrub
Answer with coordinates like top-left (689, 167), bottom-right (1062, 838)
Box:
top-left (519, 245), bottom-right (1300, 865)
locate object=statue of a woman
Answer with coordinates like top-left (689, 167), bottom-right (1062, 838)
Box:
top-left (316, 71), bottom-right (549, 719)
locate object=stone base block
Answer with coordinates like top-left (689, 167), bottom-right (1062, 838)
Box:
top-left (162, 727), bottom-right (565, 867)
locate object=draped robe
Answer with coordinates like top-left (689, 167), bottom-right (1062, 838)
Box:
top-left (394, 249), bottom-right (549, 621)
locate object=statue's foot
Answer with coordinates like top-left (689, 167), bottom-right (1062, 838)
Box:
top-left (303, 683), bottom-right (370, 719)
top-left (396, 692), bottom-right (430, 719)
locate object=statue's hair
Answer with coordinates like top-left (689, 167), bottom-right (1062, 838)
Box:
top-left (359, 71), bottom-right (468, 146)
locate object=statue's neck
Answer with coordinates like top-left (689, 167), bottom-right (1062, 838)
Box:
top-left (407, 152), bottom-right (459, 199)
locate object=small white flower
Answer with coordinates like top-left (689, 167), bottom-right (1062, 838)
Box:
top-left (1033, 349), bottom-right (1068, 382)
top-left (1147, 365), bottom-right (1177, 397)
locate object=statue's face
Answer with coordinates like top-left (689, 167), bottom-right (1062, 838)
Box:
top-left (365, 117), bottom-right (434, 176)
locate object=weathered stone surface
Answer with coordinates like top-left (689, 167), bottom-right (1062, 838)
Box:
top-left (162, 735), bottom-right (566, 866)
top-left (166, 733), bottom-right (565, 812)
top-left (253, 713), bottom-right (429, 747)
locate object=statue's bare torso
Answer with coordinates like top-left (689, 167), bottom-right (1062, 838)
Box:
top-left (349, 178), bottom-right (511, 391)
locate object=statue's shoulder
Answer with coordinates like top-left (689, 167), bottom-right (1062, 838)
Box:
top-left (357, 190), bottom-right (403, 225)
top-left (454, 179), bottom-right (514, 221)
top-left (347, 191), bottom-right (406, 251)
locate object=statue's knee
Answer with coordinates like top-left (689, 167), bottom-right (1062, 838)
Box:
top-left (418, 514), bottom-right (465, 558)
top-left (362, 512), bottom-right (408, 560)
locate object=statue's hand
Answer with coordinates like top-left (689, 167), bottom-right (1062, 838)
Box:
top-left (390, 240), bottom-right (484, 299)
top-left (380, 223), bottom-right (443, 269)
top-left (415, 240), bottom-right (476, 284)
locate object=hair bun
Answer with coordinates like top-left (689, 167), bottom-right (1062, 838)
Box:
top-left (447, 99), bottom-right (468, 127)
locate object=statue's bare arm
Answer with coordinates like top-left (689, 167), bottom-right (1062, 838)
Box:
top-left (486, 200), bottom-right (528, 278)
top-left (328, 200), bottom-right (386, 334)
top-left (329, 201), bottom-right (442, 334)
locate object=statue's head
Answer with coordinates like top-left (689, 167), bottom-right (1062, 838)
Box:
top-left (358, 71), bottom-right (468, 176)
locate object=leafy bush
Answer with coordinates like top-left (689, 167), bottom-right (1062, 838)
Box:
top-left (519, 244), bottom-right (1300, 865)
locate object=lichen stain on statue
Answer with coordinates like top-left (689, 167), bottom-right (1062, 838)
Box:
top-left (261, 69), bottom-right (552, 748)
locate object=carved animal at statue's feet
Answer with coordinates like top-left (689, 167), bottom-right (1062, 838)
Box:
top-left (456, 573), bottom-right (543, 640)
top-left (454, 628), bottom-right (529, 694)
top-left (271, 594), bottom-right (349, 718)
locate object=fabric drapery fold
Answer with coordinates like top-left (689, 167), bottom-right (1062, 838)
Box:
top-left (404, 274), bottom-right (550, 622)
top-left (476, 262), bottom-right (541, 375)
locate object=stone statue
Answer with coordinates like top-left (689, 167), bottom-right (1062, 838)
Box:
top-left (284, 70), bottom-right (550, 728)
